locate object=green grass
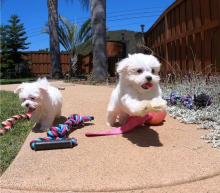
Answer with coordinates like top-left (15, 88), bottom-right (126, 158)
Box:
top-left (0, 78), bottom-right (36, 85)
top-left (0, 91), bottom-right (33, 175)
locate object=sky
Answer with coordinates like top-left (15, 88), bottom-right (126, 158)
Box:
top-left (1, 0), bottom-right (175, 51)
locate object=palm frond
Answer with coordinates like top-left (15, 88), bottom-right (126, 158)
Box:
top-left (58, 16), bottom-right (78, 51)
top-left (79, 0), bottom-right (90, 10)
top-left (65, 0), bottom-right (89, 10)
top-left (43, 14), bottom-right (90, 54)
top-left (42, 22), bottom-right (49, 34)
top-left (57, 26), bottom-right (71, 51)
top-left (78, 18), bottom-right (91, 42)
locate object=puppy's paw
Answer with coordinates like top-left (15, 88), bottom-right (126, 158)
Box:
top-left (106, 121), bottom-right (113, 127)
top-left (106, 111), bottom-right (117, 127)
top-left (151, 98), bottom-right (167, 112)
top-left (32, 123), bottom-right (47, 133)
top-left (118, 118), bottom-right (127, 126)
top-left (39, 125), bottom-right (50, 132)
top-left (137, 101), bottom-right (153, 116)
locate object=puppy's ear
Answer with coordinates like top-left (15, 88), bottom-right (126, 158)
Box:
top-left (38, 79), bottom-right (48, 93)
top-left (116, 58), bottom-right (129, 74)
top-left (37, 77), bottom-right (49, 85)
top-left (14, 83), bottom-right (25, 94)
top-left (39, 86), bottom-right (48, 96)
top-left (38, 77), bottom-right (49, 94)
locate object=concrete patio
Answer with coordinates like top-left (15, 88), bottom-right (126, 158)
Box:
top-left (0, 81), bottom-right (219, 193)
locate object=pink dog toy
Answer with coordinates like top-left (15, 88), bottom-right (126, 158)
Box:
top-left (85, 111), bottom-right (166, 137)
top-left (0, 112), bottom-right (32, 135)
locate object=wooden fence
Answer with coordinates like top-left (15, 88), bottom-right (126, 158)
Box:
top-left (144, 0), bottom-right (220, 75)
top-left (25, 41), bottom-right (125, 76)
top-left (25, 52), bottom-right (70, 76)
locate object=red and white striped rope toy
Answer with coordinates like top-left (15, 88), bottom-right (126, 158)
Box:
top-left (0, 112), bottom-right (32, 135)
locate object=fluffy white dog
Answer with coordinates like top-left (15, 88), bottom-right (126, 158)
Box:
top-left (14, 78), bottom-right (62, 132)
top-left (107, 53), bottom-right (167, 126)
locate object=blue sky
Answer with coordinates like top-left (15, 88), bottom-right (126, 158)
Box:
top-left (1, 0), bottom-right (175, 51)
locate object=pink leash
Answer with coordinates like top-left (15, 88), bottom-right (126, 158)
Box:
top-left (85, 114), bottom-right (152, 137)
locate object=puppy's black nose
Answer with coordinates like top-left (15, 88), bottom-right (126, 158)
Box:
top-left (25, 103), bottom-right (29, 107)
top-left (146, 76), bottom-right (152, 82)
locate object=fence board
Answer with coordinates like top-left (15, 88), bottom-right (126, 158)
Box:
top-left (175, 6), bottom-right (181, 35)
top-left (186, 0), bottom-right (193, 31)
top-left (204, 30), bottom-right (212, 73)
top-left (144, 0), bottom-right (220, 75)
top-left (180, 1), bottom-right (187, 33)
top-left (195, 33), bottom-right (202, 72)
top-left (192, 0), bottom-right (202, 28)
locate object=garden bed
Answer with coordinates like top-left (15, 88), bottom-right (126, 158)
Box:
top-left (162, 75), bottom-right (220, 148)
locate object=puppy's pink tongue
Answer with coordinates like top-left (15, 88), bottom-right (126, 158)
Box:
top-left (27, 108), bottom-right (35, 114)
top-left (142, 82), bottom-right (153, 89)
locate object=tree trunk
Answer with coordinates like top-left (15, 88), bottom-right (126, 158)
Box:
top-left (47, 0), bottom-right (62, 78)
top-left (70, 53), bottom-right (78, 76)
top-left (90, 0), bottom-right (107, 81)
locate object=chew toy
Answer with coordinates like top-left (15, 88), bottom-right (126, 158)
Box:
top-left (0, 112), bottom-right (32, 135)
top-left (30, 114), bottom-right (94, 151)
top-left (147, 111), bottom-right (167, 125)
top-left (30, 139), bottom-right (77, 151)
top-left (85, 111), bottom-right (166, 137)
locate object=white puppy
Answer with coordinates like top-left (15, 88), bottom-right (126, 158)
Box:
top-left (14, 78), bottom-right (62, 132)
top-left (107, 53), bottom-right (167, 126)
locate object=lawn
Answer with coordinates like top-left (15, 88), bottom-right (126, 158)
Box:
top-left (0, 91), bottom-right (33, 175)
top-left (0, 78), bottom-right (36, 85)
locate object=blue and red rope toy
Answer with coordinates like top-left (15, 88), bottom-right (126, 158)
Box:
top-left (30, 114), bottom-right (94, 151)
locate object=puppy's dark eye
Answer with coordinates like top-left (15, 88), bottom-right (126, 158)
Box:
top-left (30, 97), bottom-right (35, 100)
top-left (137, 69), bottom-right (143, 74)
top-left (151, 69), bottom-right (155, 74)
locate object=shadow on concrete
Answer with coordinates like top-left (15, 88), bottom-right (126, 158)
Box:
top-left (54, 116), bottom-right (67, 125)
top-left (123, 125), bottom-right (163, 147)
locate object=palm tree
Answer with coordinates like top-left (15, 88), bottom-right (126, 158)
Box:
top-left (47, 0), bottom-right (62, 78)
top-left (47, 0), bottom-right (107, 80)
top-left (44, 16), bottom-right (92, 76)
top-left (90, 0), bottom-right (107, 81)
top-left (58, 16), bottom-right (92, 75)
top-left (75, 0), bottom-right (108, 81)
